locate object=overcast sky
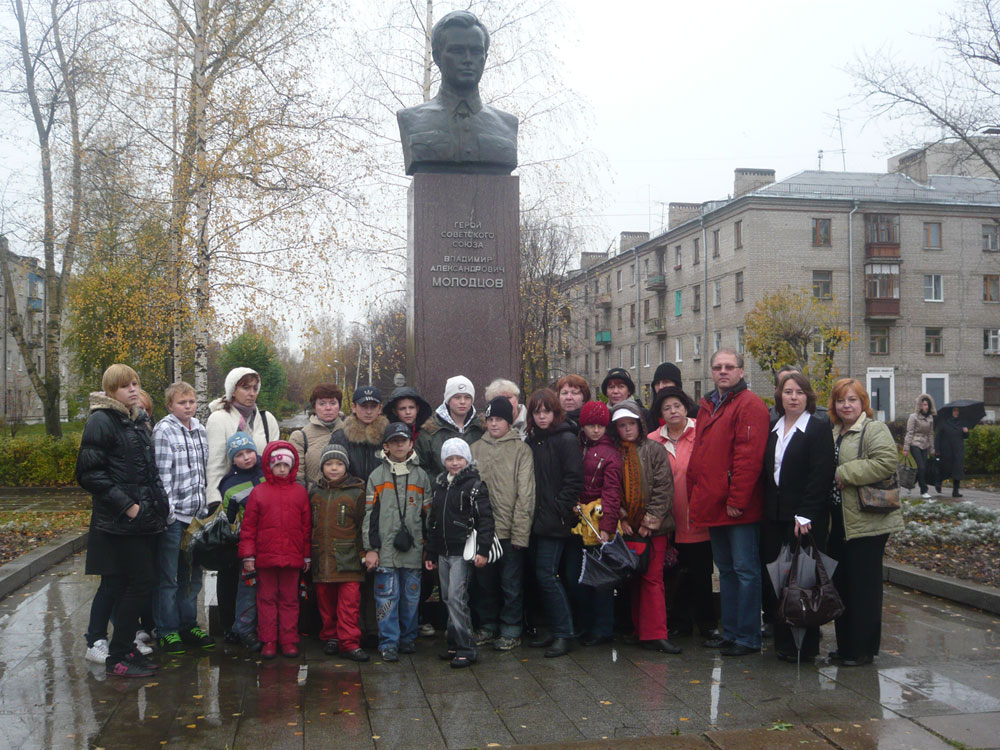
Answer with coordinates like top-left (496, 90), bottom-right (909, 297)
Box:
top-left (0, 0), bottom-right (957, 330)
top-left (558, 0), bottom-right (946, 248)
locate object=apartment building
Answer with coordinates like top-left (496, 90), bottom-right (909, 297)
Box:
top-left (552, 167), bottom-right (1000, 421)
top-left (1, 243), bottom-right (51, 425)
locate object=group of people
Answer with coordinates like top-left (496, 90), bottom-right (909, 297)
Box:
top-left (76, 350), bottom-right (909, 677)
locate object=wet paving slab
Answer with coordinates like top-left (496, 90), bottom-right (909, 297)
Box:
top-left (0, 552), bottom-right (998, 749)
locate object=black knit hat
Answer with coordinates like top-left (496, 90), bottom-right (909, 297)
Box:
top-left (485, 396), bottom-right (515, 425)
top-left (601, 367), bottom-right (635, 396)
top-left (651, 386), bottom-right (696, 421)
top-left (652, 362), bottom-right (683, 390)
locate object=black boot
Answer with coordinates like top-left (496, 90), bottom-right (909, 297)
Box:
top-left (544, 638), bottom-right (571, 658)
top-left (952, 480), bottom-right (962, 498)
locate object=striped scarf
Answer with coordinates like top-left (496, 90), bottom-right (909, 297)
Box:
top-left (618, 440), bottom-right (645, 529)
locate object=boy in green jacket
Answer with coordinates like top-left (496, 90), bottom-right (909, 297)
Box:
top-left (363, 422), bottom-right (433, 662)
top-left (469, 396), bottom-right (536, 650)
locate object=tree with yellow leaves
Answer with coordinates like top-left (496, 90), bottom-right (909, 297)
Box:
top-left (744, 287), bottom-right (850, 405)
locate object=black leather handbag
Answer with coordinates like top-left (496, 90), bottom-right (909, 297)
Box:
top-left (776, 535), bottom-right (845, 628)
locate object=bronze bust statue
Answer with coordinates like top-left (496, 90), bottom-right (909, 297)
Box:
top-left (397, 11), bottom-right (518, 176)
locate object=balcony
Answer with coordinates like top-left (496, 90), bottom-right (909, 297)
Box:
top-left (644, 273), bottom-right (666, 291)
top-left (865, 242), bottom-right (900, 261)
top-left (595, 293), bottom-right (612, 309)
top-left (644, 317), bottom-right (667, 337)
top-left (865, 298), bottom-right (901, 318)
top-left (595, 330), bottom-right (612, 346)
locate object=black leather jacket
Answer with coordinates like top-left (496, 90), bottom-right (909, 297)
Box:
top-left (76, 393), bottom-right (168, 535)
top-left (528, 420), bottom-right (585, 537)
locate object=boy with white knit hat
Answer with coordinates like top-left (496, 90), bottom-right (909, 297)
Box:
top-left (415, 375), bottom-right (485, 483)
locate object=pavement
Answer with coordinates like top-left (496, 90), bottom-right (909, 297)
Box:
top-left (0, 549), bottom-right (998, 750)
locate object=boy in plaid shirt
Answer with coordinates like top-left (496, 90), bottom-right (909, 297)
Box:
top-left (152, 381), bottom-right (215, 654)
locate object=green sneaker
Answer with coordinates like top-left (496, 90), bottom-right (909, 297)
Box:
top-left (180, 626), bottom-right (216, 650)
top-left (159, 632), bottom-right (187, 655)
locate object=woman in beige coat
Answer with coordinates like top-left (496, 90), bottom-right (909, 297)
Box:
top-left (902, 394), bottom-right (936, 499)
top-left (828, 378), bottom-right (903, 667)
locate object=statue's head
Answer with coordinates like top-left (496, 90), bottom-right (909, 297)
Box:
top-left (431, 11), bottom-right (490, 92)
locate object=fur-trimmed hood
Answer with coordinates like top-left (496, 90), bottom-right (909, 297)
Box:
top-left (343, 414), bottom-right (390, 446)
top-left (915, 393), bottom-right (937, 415)
top-left (88, 392), bottom-right (141, 421)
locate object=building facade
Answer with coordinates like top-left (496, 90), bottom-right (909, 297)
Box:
top-left (552, 167), bottom-right (1000, 421)
top-left (1, 243), bottom-right (51, 425)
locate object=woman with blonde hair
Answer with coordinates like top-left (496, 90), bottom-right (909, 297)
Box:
top-left (827, 378), bottom-right (902, 666)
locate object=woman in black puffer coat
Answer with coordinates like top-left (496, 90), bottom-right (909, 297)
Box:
top-left (525, 388), bottom-right (584, 658)
top-left (76, 365), bottom-right (168, 677)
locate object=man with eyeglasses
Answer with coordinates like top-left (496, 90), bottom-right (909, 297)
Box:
top-left (686, 349), bottom-right (769, 656)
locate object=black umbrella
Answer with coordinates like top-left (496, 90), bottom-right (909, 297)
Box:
top-left (579, 533), bottom-right (640, 588)
top-left (938, 399), bottom-right (986, 431)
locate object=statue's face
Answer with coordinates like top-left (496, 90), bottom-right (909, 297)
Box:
top-left (436, 25), bottom-right (486, 91)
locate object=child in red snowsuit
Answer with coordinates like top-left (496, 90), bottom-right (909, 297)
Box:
top-left (238, 441), bottom-right (311, 658)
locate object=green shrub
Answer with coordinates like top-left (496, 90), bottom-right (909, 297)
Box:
top-left (0, 434), bottom-right (81, 486)
top-left (966, 424), bottom-right (1000, 475)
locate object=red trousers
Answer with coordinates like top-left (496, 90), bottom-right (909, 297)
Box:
top-left (315, 581), bottom-right (362, 650)
top-left (256, 566), bottom-right (301, 646)
top-left (631, 534), bottom-right (669, 641)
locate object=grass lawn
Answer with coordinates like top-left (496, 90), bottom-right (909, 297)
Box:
top-left (5, 421), bottom-right (85, 439)
top-left (0, 511), bottom-right (89, 566)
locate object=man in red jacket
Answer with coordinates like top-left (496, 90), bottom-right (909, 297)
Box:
top-left (687, 349), bottom-right (769, 656)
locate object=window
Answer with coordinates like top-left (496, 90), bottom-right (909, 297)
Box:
top-left (605, 348), bottom-right (611, 370)
top-left (985, 274), bottom-right (1000, 302)
top-left (734, 220), bottom-right (743, 249)
top-left (616, 269), bottom-right (622, 291)
top-left (736, 326), bottom-right (745, 354)
top-left (870, 326), bottom-right (890, 355)
top-left (984, 224), bottom-right (999, 251)
top-left (584, 353), bottom-right (590, 373)
top-left (643, 298), bottom-right (650, 320)
top-left (985, 328), bottom-right (1000, 353)
top-left (674, 290), bottom-right (682, 317)
top-left (923, 222), bottom-right (942, 249)
top-left (693, 284), bottom-right (701, 312)
top-left (812, 270), bottom-right (832, 299)
top-left (925, 327), bottom-right (943, 355)
top-left (735, 271), bottom-right (744, 302)
top-left (812, 331), bottom-right (825, 354)
top-left (694, 380), bottom-right (702, 401)
top-left (618, 347), bottom-right (623, 367)
top-left (643, 342), bottom-right (650, 367)
top-left (985, 377), bottom-right (1000, 404)
top-left (675, 338), bottom-right (682, 362)
top-left (714, 330), bottom-right (722, 352)
top-left (674, 245), bottom-right (682, 268)
top-left (630, 264), bottom-right (636, 285)
top-left (596, 353), bottom-right (601, 373)
top-left (659, 340), bottom-right (665, 363)
top-left (923, 274), bottom-right (943, 302)
top-left (617, 307), bottom-right (623, 330)
top-left (593, 279), bottom-right (599, 296)
top-left (605, 276), bottom-right (610, 293)
top-left (644, 258), bottom-right (649, 275)
top-left (584, 318), bottom-right (590, 339)
top-left (812, 218), bottom-right (831, 246)
top-left (712, 279), bottom-right (721, 307)
top-left (693, 238), bottom-right (700, 265)
top-left (712, 229), bottom-right (720, 258)
top-left (630, 303), bottom-right (636, 328)
top-left (865, 264), bottom-right (900, 298)
top-left (629, 344), bottom-right (636, 368)
top-left (865, 214), bottom-right (899, 244)
top-left (693, 334), bottom-right (702, 360)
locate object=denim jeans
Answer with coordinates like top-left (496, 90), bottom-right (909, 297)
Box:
top-left (532, 536), bottom-right (574, 639)
top-left (154, 520), bottom-right (203, 635)
top-left (373, 567), bottom-right (421, 651)
top-left (472, 540), bottom-right (526, 638)
top-left (438, 555), bottom-right (476, 658)
top-left (710, 523), bottom-right (762, 649)
top-left (563, 536), bottom-right (614, 638)
top-left (232, 574), bottom-right (258, 638)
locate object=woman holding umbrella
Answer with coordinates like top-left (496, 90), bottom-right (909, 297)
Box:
top-left (761, 372), bottom-right (835, 662)
top-left (935, 405), bottom-right (971, 498)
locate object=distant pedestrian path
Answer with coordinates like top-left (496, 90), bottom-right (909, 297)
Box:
top-left (0, 488), bottom-right (89, 512)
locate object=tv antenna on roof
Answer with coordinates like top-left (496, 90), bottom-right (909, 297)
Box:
top-left (822, 110), bottom-right (848, 171)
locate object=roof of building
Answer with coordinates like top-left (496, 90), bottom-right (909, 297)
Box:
top-left (756, 170), bottom-right (1000, 205)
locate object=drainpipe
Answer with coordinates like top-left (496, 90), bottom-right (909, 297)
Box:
top-left (848, 201), bottom-right (860, 377)
top-left (633, 244), bottom-right (641, 397)
top-left (702, 216), bottom-right (710, 391)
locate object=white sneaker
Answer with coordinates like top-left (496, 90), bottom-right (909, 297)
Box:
top-left (134, 637), bottom-right (153, 656)
top-left (920, 493), bottom-right (932, 500)
top-left (135, 630), bottom-right (152, 643)
top-left (86, 639), bottom-right (110, 664)
top-left (419, 623), bottom-right (436, 637)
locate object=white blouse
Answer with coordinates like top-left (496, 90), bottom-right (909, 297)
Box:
top-left (772, 410), bottom-right (812, 486)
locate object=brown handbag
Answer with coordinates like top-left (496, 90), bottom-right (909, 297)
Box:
top-left (855, 422), bottom-right (901, 513)
top-left (776, 535), bottom-right (845, 628)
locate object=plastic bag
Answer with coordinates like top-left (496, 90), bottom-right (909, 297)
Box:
top-left (183, 502), bottom-right (239, 571)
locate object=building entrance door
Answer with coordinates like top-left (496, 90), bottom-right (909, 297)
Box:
top-left (866, 367), bottom-right (895, 422)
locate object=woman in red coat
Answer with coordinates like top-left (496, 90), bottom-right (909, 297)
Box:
top-left (239, 441), bottom-right (311, 658)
